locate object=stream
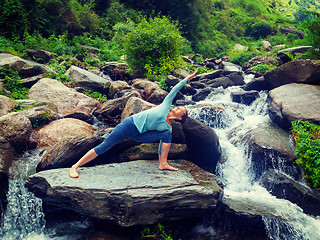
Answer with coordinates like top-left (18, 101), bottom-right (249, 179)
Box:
top-left (1, 68), bottom-right (320, 239)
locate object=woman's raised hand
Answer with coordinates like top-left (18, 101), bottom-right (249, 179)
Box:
top-left (185, 69), bottom-right (198, 82)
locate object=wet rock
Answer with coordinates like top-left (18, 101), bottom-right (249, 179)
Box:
top-left (192, 87), bottom-right (214, 102)
top-left (229, 122), bottom-right (297, 179)
top-left (191, 70), bottom-right (223, 82)
top-left (264, 60), bottom-right (320, 89)
top-left (182, 117), bottom-right (222, 173)
top-left (66, 66), bottom-right (112, 92)
top-left (175, 99), bottom-right (196, 106)
top-left (26, 160), bottom-right (223, 227)
top-left (0, 137), bottom-right (17, 175)
top-left (30, 118), bottom-right (96, 149)
top-left (231, 90), bottom-right (259, 105)
top-left (29, 78), bottom-right (100, 122)
top-left (21, 73), bottom-right (48, 88)
top-left (260, 169), bottom-right (320, 216)
top-left (243, 76), bottom-right (269, 91)
top-left (267, 83), bottom-right (320, 130)
top-left (226, 72), bottom-right (245, 86)
top-left (207, 77), bottom-right (235, 89)
top-left (0, 95), bottom-right (18, 117)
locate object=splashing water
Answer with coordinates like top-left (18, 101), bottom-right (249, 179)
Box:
top-left (188, 85), bottom-right (320, 240)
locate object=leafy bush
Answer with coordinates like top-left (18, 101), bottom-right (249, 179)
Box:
top-left (291, 120), bottom-right (320, 190)
top-left (303, 11), bottom-right (320, 59)
top-left (253, 63), bottom-right (277, 72)
top-left (247, 21), bottom-right (273, 39)
top-left (46, 60), bottom-right (72, 83)
top-left (0, 67), bottom-right (29, 99)
top-left (229, 50), bottom-right (260, 66)
top-left (83, 90), bottom-right (107, 103)
top-left (123, 15), bottom-right (183, 77)
top-left (140, 223), bottom-right (177, 240)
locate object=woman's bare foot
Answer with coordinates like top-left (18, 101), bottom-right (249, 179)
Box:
top-left (69, 166), bottom-right (79, 178)
top-left (159, 164), bottom-right (178, 171)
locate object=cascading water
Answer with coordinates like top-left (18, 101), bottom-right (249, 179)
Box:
top-left (0, 150), bottom-right (46, 240)
top-left (187, 78), bottom-right (320, 239)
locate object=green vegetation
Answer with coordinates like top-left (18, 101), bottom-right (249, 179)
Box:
top-left (291, 120), bottom-right (320, 190)
top-left (0, 67), bottom-right (29, 99)
top-left (253, 63), bottom-right (277, 72)
top-left (123, 16), bottom-right (184, 80)
top-left (83, 90), bottom-right (108, 102)
top-left (32, 111), bottom-right (54, 128)
top-left (140, 223), bottom-right (179, 240)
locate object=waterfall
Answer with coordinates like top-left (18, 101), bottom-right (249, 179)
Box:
top-left (187, 84), bottom-right (320, 240)
top-left (0, 180), bottom-right (45, 240)
top-left (0, 150), bottom-right (47, 240)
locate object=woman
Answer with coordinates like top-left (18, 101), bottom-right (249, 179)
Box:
top-left (69, 70), bottom-right (198, 178)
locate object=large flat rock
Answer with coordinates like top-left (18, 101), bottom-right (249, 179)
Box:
top-left (25, 160), bottom-right (223, 227)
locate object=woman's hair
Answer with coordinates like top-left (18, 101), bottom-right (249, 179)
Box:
top-left (176, 108), bottom-right (188, 124)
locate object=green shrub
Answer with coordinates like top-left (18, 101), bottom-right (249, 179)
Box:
top-left (229, 50), bottom-right (260, 66)
top-left (291, 120), bottom-right (320, 190)
top-left (247, 21), bottom-right (273, 39)
top-left (123, 15), bottom-right (183, 77)
top-left (253, 63), bottom-right (277, 72)
top-left (140, 223), bottom-right (177, 240)
top-left (0, 67), bottom-right (29, 99)
top-left (46, 59), bottom-right (72, 83)
top-left (83, 90), bottom-right (107, 103)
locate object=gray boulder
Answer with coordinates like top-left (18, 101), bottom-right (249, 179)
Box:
top-left (0, 112), bottom-right (32, 153)
top-left (264, 60), bottom-right (320, 89)
top-left (182, 117), bottom-right (222, 173)
top-left (231, 90), bottom-right (259, 105)
top-left (0, 95), bottom-right (18, 117)
top-left (260, 170), bottom-right (320, 216)
top-left (25, 49), bottom-right (55, 63)
top-left (229, 122), bottom-right (297, 179)
top-left (277, 46), bottom-right (312, 64)
top-left (0, 55), bottom-right (27, 71)
top-left (267, 83), bottom-right (320, 129)
top-left (108, 80), bottom-right (132, 99)
top-left (25, 160), bottom-right (223, 227)
top-left (66, 66), bottom-right (112, 92)
top-left (30, 118), bottom-right (96, 149)
top-left (0, 137), bottom-right (17, 175)
top-left (29, 78), bottom-right (100, 122)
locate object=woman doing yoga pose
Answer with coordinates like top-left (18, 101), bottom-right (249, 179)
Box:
top-left (69, 70), bottom-right (197, 178)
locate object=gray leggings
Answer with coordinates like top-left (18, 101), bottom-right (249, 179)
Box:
top-left (94, 116), bottom-right (171, 155)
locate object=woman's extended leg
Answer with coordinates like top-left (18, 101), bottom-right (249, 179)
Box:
top-left (69, 116), bottom-right (139, 178)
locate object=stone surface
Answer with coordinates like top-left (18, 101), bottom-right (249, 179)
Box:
top-left (0, 55), bottom-right (27, 71)
top-left (29, 78), bottom-right (100, 122)
top-left (264, 60), bottom-right (320, 89)
top-left (25, 160), bottom-right (223, 227)
top-left (267, 83), bottom-right (320, 129)
top-left (260, 170), bottom-right (320, 216)
top-left (30, 118), bottom-right (96, 148)
top-left (0, 137), bottom-right (17, 175)
top-left (231, 90), bottom-right (259, 105)
top-left (0, 112), bottom-right (32, 153)
top-left (66, 66), bottom-right (112, 92)
top-left (108, 80), bottom-right (132, 99)
top-left (0, 95), bottom-right (18, 117)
